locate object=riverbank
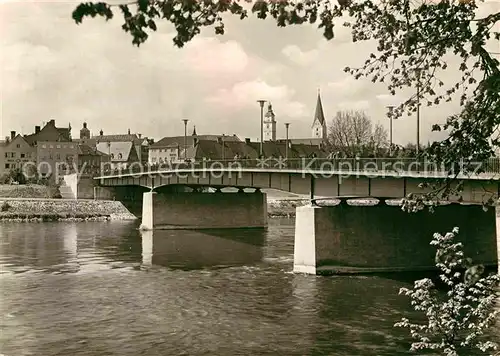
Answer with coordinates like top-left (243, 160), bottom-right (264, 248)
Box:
top-left (0, 199), bottom-right (137, 222)
top-left (267, 198), bottom-right (308, 218)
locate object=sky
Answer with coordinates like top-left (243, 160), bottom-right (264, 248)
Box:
top-left (1, 0), bottom-right (499, 145)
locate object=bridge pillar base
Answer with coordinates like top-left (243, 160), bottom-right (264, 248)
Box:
top-left (294, 204), bottom-right (498, 275)
top-left (140, 192), bottom-right (155, 231)
top-left (140, 191), bottom-right (267, 230)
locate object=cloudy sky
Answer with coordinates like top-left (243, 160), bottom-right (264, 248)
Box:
top-left (1, 0), bottom-right (499, 145)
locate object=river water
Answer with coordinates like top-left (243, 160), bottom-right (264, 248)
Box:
top-left (0, 219), bottom-right (498, 356)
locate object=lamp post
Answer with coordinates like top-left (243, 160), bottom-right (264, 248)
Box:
top-left (182, 119), bottom-right (188, 160)
top-left (285, 123), bottom-right (290, 160)
top-left (415, 68), bottom-right (422, 155)
top-left (257, 100), bottom-right (266, 157)
top-left (386, 105), bottom-right (396, 156)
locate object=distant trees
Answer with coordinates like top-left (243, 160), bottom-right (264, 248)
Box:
top-left (327, 110), bottom-right (388, 157)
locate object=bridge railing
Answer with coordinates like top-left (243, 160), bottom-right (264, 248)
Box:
top-left (96, 157), bottom-right (500, 178)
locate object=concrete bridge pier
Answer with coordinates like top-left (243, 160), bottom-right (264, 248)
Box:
top-left (140, 191), bottom-right (268, 230)
top-left (294, 202), bottom-right (499, 275)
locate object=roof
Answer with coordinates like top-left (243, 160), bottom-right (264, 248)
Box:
top-left (78, 144), bottom-right (108, 156)
top-left (312, 90), bottom-right (326, 126)
top-left (24, 120), bottom-right (72, 145)
top-left (183, 139), bottom-right (328, 161)
top-left (151, 134), bottom-right (241, 148)
top-left (278, 138), bottom-right (324, 146)
top-left (96, 141), bottom-right (137, 162)
top-left (93, 134), bottom-right (141, 143)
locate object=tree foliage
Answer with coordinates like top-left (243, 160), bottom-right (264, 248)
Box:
top-left (395, 227), bottom-right (500, 356)
top-left (327, 110), bottom-right (388, 156)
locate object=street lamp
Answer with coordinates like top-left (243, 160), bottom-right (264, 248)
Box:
top-left (285, 123), bottom-right (290, 160)
top-left (182, 119), bottom-right (188, 160)
top-left (386, 105), bottom-right (397, 156)
top-left (415, 68), bottom-right (422, 155)
top-left (257, 100), bottom-right (266, 158)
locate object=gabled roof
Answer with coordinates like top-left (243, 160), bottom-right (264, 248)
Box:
top-left (3, 134), bottom-right (32, 148)
top-left (96, 141), bottom-right (137, 162)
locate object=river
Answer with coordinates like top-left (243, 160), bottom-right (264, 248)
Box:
top-left (0, 219), bottom-right (498, 356)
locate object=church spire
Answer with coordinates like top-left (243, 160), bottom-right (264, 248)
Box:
top-left (311, 88), bottom-right (327, 140)
top-left (192, 125), bottom-right (197, 136)
top-left (313, 88), bottom-right (325, 126)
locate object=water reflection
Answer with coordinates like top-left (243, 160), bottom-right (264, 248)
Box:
top-left (140, 228), bottom-right (265, 270)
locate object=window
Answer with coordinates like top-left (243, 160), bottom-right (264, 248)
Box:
top-left (49, 145), bottom-right (54, 149)
top-left (16, 144), bottom-right (20, 148)
top-left (56, 154), bottom-right (61, 160)
top-left (20, 153), bottom-right (25, 158)
top-left (111, 153), bottom-right (114, 159)
top-left (4, 152), bottom-right (7, 158)
top-left (56, 145), bottom-right (61, 149)
top-left (42, 144), bottom-right (46, 148)
top-left (118, 153), bottom-right (123, 159)
top-left (5, 164), bottom-right (9, 169)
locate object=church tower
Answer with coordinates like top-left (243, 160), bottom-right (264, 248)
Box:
top-left (311, 89), bottom-right (327, 140)
top-left (80, 122), bottom-right (90, 139)
top-left (263, 102), bottom-right (277, 141)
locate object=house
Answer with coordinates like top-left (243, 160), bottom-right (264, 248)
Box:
top-left (24, 119), bottom-right (76, 179)
top-left (78, 144), bottom-right (110, 176)
top-left (97, 141), bottom-right (140, 170)
top-left (0, 131), bottom-right (36, 177)
top-left (94, 129), bottom-right (150, 166)
top-left (36, 141), bottom-right (78, 178)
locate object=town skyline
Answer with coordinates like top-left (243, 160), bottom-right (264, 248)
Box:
top-left (1, 0), bottom-right (499, 144)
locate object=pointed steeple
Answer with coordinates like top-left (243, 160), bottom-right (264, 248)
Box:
top-left (192, 125), bottom-right (197, 136)
top-left (313, 88), bottom-right (325, 126)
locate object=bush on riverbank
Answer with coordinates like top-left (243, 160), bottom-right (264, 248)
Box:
top-left (395, 227), bottom-right (500, 355)
top-left (0, 184), bottom-right (60, 199)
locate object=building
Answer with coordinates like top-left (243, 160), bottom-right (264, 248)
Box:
top-left (24, 119), bottom-right (76, 179)
top-left (156, 136), bottom-right (328, 163)
top-left (0, 131), bottom-right (37, 177)
top-left (94, 129), bottom-right (150, 167)
top-left (78, 144), bottom-right (110, 176)
top-left (263, 103), bottom-right (277, 142)
top-left (0, 120), bottom-right (75, 180)
top-left (36, 141), bottom-right (78, 178)
top-left (311, 90), bottom-right (327, 141)
top-left (149, 133), bottom-right (241, 165)
top-left (274, 90), bottom-right (328, 147)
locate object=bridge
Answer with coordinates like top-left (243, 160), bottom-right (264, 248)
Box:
top-left (85, 157), bottom-right (500, 275)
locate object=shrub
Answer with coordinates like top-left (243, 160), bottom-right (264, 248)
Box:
top-left (395, 227), bottom-right (500, 356)
top-left (1, 201), bottom-right (11, 212)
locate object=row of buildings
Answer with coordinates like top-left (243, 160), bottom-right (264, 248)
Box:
top-left (0, 92), bottom-right (329, 181)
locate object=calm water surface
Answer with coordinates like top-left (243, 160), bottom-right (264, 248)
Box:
top-left (0, 219), bottom-right (497, 356)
